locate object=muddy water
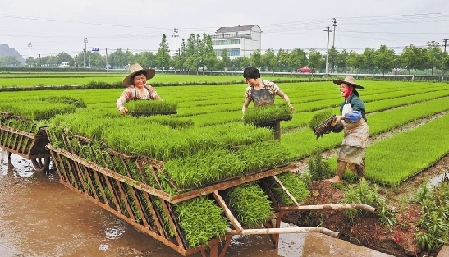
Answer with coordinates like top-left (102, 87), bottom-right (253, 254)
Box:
top-left (0, 149), bottom-right (393, 257)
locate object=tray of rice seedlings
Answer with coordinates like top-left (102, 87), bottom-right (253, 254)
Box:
top-left (224, 182), bottom-right (274, 228)
top-left (0, 96), bottom-right (86, 121)
top-left (173, 196), bottom-right (228, 248)
top-left (125, 100), bottom-right (177, 117)
top-left (162, 140), bottom-right (294, 192)
top-left (262, 172), bottom-right (310, 206)
top-left (243, 102), bottom-right (292, 126)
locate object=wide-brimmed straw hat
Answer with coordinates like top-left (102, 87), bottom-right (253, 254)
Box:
top-left (332, 76), bottom-right (364, 89)
top-left (122, 63), bottom-right (155, 86)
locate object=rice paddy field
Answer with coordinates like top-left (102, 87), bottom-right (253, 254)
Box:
top-left (2, 73), bottom-right (448, 186)
top-left (2, 72), bottom-right (449, 256)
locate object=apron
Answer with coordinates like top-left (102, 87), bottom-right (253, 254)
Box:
top-left (338, 103), bottom-right (369, 165)
top-left (131, 85), bottom-right (152, 100)
top-left (251, 83), bottom-right (277, 133)
top-left (250, 83), bottom-right (274, 107)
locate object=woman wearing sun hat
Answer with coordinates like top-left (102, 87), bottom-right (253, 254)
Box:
top-left (116, 63), bottom-right (162, 115)
top-left (327, 75), bottom-right (369, 183)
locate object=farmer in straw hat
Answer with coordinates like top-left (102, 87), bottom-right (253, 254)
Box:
top-left (327, 75), bottom-right (369, 183)
top-left (116, 63), bottom-right (162, 115)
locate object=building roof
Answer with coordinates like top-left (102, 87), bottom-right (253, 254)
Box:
top-left (216, 25), bottom-right (257, 33)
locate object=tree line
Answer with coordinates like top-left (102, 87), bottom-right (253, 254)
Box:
top-left (17, 34), bottom-right (449, 75)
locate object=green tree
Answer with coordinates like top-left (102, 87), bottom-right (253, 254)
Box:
top-left (427, 41), bottom-right (443, 75)
top-left (183, 34), bottom-right (201, 73)
top-left (220, 48), bottom-right (231, 70)
top-left (25, 57), bottom-right (38, 67)
top-left (263, 48), bottom-right (277, 72)
top-left (0, 56), bottom-right (20, 66)
top-left (277, 48), bottom-right (290, 72)
top-left (250, 49), bottom-right (263, 68)
top-left (328, 47), bottom-right (339, 73)
top-left (308, 49), bottom-right (322, 74)
top-left (89, 52), bottom-right (105, 68)
top-left (56, 52), bottom-right (73, 64)
top-left (346, 51), bottom-right (364, 74)
top-left (201, 34), bottom-right (218, 72)
top-left (362, 48), bottom-right (376, 73)
top-left (156, 34), bottom-right (171, 70)
top-left (231, 57), bottom-right (251, 71)
top-left (374, 45), bottom-right (395, 75)
top-left (108, 48), bottom-right (131, 69)
top-left (400, 44), bottom-right (430, 74)
top-left (135, 51), bottom-right (157, 69)
top-left (289, 48), bottom-right (308, 72)
top-left (336, 49), bottom-right (348, 73)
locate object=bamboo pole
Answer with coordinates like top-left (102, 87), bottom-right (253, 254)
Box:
top-left (227, 227), bottom-right (339, 238)
top-left (277, 203), bottom-right (375, 212)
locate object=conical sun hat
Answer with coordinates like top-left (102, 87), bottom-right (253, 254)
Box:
top-left (122, 63), bottom-right (155, 86)
top-left (332, 76), bottom-right (364, 89)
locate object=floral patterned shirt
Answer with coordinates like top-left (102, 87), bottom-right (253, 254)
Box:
top-left (244, 80), bottom-right (280, 100)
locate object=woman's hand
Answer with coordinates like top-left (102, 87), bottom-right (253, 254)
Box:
top-left (119, 107), bottom-right (128, 115)
top-left (332, 116), bottom-right (344, 126)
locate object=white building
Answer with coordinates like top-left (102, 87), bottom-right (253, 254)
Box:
top-left (212, 25), bottom-right (262, 59)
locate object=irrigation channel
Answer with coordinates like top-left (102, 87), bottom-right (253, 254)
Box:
top-left (0, 148), bottom-right (394, 257)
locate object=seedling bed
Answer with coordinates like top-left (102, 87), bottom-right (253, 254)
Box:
top-left (129, 111), bottom-right (177, 117)
top-left (46, 130), bottom-right (374, 257)
top-left (0, 113), bottom-right (51, 172)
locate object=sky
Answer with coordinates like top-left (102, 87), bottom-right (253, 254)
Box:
top-left (1, 0), bottom-right (449, 58)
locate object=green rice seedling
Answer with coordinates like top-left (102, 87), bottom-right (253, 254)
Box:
top-left (125, 160), bottom-right (142, 182)
top-left (235, 141), bottom-right (294, 173)
top-left (415, 183), bottom-right (449, 251)
top-left (152, 197), bottom-right (175, 238)
top-left (38, 96), bottom-right (86, 108)
top-left (308, 109), bottom-right (335, 130)
top-left (174, 196), bottom-right (228, 247)
top-left (307, 149), bottom-right (333, 181)
top-left (266, 172), bottom-right (310, 205)
top-left (112, 155), bottom-right (127, 176)
top-left (226, 182), bottom-right (274, 228)
top-left (340, 180), bottom-right (396, 227)
top-left (243, 102), bottom-right (292, 125)
top-left (125, 100), bottom-right (177, 115)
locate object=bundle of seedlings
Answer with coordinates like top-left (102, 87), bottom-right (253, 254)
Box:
top-left (173, 196), bottom-right (228, 247)
top-left (264, 172), bottom-right (310, 206)
top-left (225, 182), bottom-right (274, 228)
top-left (243, 102), bottom-right (292, 125)
top-left (124, 100), bottom-right (177, 116)
top-left (308, 109), bottom-right (340, 139)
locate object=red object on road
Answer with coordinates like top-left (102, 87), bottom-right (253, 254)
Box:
top-left (297, 66), bottom-right (311, 73)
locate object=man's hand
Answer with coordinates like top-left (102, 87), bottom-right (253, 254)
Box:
top-left (119, 107), bottom-right (128, 115)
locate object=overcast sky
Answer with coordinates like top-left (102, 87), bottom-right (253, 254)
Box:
top-left (1, 0), bottom-right (448, 58)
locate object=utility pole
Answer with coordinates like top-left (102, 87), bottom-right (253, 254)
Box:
top-left (323, 26), bottom-right (332, 76)
top-left (443, 39), bottom-right (448, 53)
top-left (84, 37), bottom-right (88, 68)
top-left (332, 18), bottom-right (337, 48)
top-left (172, 28), bottom-right (179, 56)
top-left (105, 48), bottom-right (109, 72)
top-left (28, 42), bottom-right (32, 58)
